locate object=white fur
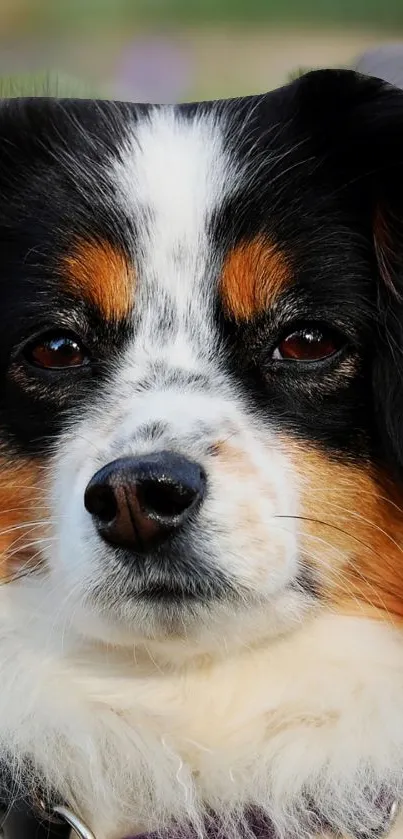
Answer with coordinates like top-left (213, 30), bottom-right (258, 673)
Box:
top-left (1, 107), bottom-right (403, 839)
top-left (2, 591), bottom-right (403, 839)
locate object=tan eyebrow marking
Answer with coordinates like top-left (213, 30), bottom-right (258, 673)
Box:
top-left (220, 237), bottom-right (292, 321)
top-left (62, 239), bottom-right (135, 320)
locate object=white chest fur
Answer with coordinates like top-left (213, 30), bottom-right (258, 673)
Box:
top-left (1, 586), bottom-right (403, 839)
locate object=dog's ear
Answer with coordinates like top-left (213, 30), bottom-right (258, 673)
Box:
top-left (293, 69), bottom-right (403, 474)
top-left (371, 199), bottom-right (403, 474)
top-left (361, 85), bottom-right (403, 477)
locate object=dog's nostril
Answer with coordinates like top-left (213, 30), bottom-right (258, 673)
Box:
top-left (137, 479), bottom-right (200, 520)
top-left (84, 484), bottom-right (118, 523)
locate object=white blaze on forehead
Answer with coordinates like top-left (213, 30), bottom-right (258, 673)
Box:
top-left (113, 107), bottom-right (235, 304)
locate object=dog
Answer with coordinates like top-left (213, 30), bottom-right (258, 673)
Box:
top-left (1, 67), bottom-right (403, 839)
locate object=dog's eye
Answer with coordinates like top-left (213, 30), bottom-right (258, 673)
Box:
top-left (24, 332), bottom-right (89, 370)
top-left (272, 326), bottom-right (341, 362)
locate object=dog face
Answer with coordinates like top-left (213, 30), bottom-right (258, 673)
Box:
top-left (2, 71), bottom-right (403, 653)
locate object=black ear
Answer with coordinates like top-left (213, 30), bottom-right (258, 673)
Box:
top-left (371, 201), bottom-right (403, 476)
top-left (293, 69), bottom-right (403, 474)
top-left (360, 84), bottom-right (403, 477)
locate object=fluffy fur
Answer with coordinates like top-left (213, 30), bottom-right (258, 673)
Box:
top-left (1, 70), bottom-right (403, 839)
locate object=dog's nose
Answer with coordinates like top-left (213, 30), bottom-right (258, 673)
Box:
top-left (84, 451), bottom-right (206, 553)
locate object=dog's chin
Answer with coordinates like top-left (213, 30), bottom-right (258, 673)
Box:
top-left (64, 596), bottom-right (223, 652)
top-left (63, 570), bottom-right (313, 659)
top-left (84, 581), bottom-right (240, 645)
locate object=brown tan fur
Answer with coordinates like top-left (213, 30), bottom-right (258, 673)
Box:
top-left (286, 440), bottom-right (403, 620)
top-left (220, 237), bottom-right (291, 321)
top-left (63, 239), bottom-right (135, 321)
top-left (0, 459), bottom-right (49, 581)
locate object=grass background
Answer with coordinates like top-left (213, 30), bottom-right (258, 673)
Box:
top-left (20, 0), bottom-right (403, 30)
top-left (0, 0), bottom-right (402, 100)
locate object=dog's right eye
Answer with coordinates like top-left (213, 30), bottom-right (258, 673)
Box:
top-left (23, 331), bottom-right (90, 370)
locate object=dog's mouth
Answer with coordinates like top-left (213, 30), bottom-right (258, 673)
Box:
top-left (120, 568), bottom-right (237, 607)
top-left (85, 569), bottom-right (232, 642)
top-left (90, 545), bottom-right (241, 613)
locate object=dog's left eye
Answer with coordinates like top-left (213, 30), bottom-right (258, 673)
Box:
top-left (23, 332), bottom-right (90, 370)
top-left (272, 326), bottom-right (341, 362)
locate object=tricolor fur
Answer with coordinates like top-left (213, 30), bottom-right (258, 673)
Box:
top-left (1, 71), bottom-right (403, 838)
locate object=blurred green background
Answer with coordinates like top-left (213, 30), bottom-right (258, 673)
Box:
top-left (0, 0), bottom-right (401, 101)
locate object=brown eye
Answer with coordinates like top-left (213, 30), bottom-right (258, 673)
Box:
top-left (272, 327), bottom-right (340, 362)
top-left (24, 333), bottom-right (89, 370)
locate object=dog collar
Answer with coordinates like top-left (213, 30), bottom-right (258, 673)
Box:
top-left (50, 798), bottom-right (402, 839)
top-left (0, 780), bottom-right (400, 839)
top-left (2, 803), bottom-right (399, 839)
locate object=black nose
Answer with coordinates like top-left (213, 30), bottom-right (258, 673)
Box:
top-left (84, 451), bottom-right (206, 553)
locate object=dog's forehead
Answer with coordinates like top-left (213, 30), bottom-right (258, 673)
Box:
top-left (47, 94), bottom-right (292, 325)
top-left (111, 106), bottom-right (237, 306)
top-left (115, 105), bottom-right (236, 220)
top-left (61, 95), bottom-right (299, 325)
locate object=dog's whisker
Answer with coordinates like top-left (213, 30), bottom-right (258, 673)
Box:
top-left (273, 514), bottom-right (392, 558)
top-left (296, 535), bottom-right (396, 621)
top-left (4, 536), bottom-right (56, 562)
top-left (298, 485), bottom-right (403, 520)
